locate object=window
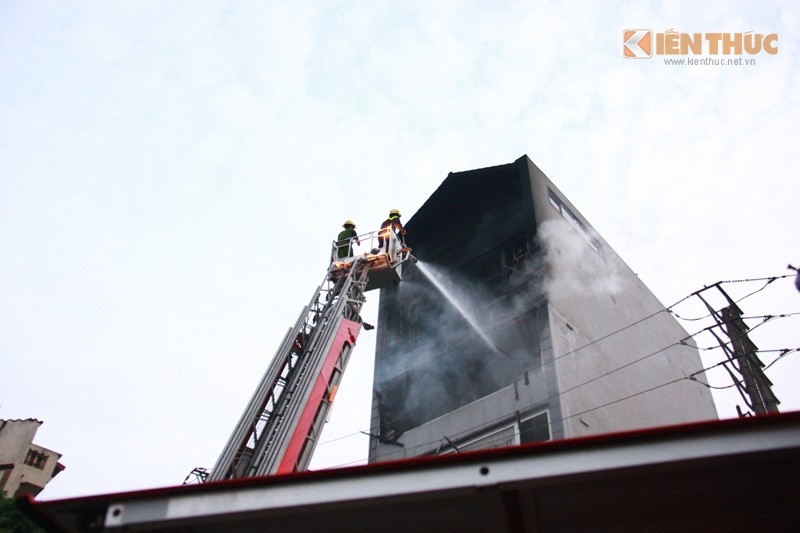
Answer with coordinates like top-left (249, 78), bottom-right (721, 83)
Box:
top-left (503, 239), bottom-right (528, 270)
top-left (503, 238), bottom-right (530, 289)
top-left (519, 411), bottom-right (550, 444)
top-left (437, 411), bottom-right (550, 455)
top-left (0, 465), bottom-right (13, 494)
top-left (24, 449), bottom-right (48, 470)
top-left (459, 426), bottom-right (517, 451)
top-left (547, 189), bottom-right (604, 259)
top-left (438, 425), bottom-right (517, 454)
top-left (548, 193), bottom-right (561, 211)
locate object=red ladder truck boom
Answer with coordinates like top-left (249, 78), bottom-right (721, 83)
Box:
top-left (205, 228), bottom-right (413, 482)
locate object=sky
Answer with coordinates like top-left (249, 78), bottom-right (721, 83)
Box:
top-left (1, 0), bottom-right (798, 500)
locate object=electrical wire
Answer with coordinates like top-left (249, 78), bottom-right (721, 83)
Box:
top-left (317, 310), bottom-right (798, 449)
top-left (319, 326), bottom-right (706, 452)
top-left (665, 274), bottom-right (787, 310)
top-left (343, 336), bottom-right (797, 461)
top-left (691, 314), bottom-right (782, 351)
top-left (719, 274), bottom-right (794, 285)
top-left (690, 381), bottom-right (737, 391)
top-left (316, 275), bottom-right (796, 450)
top-left (762, 348), bottom-right (800, 372)
top-left (317, 375), bottom-right (692, 468)
top-left (548, 309), bottom-right (666, 364)
top-left (321, 341), bottom-right (799, 465)
top-left (539, 274), bottom-right (792, 364)
top-left (318, 337), bottom-right (798, 465)
top-left (669, 275), bottom-right (791, 321)
top-left (450, 276), bottom-right (791, 422)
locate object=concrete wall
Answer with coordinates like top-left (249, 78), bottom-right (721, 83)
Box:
top-left (0, 420), bottom-right (40, 464)
top-left (0, 419), bottom-right (63, 497)
top-left (372, 366), bottom-right (555, 461)
top-left (525, 158), bottom-right (718, 438)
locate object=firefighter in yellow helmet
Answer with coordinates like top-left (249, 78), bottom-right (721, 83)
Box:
top-left (336, 220), bottom-right (361, 258)
top-left (377, 209), bottom-right (406, 251)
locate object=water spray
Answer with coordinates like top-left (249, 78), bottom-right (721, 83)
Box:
top-left (416, 261), bottom-right (517, 360)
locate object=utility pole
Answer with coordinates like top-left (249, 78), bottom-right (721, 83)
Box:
top-left (695, 284), bottom-right (780, 416)
top-left (719, 303), bottom-right (779, 414)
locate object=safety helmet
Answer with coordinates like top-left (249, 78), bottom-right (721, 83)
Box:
top-left (342, 220), bottom-right (356, 228)
top-left (389, 209), bottom-right (401, 216)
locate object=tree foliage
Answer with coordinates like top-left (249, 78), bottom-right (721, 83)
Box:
top-left (0, 496), bottom-right (44, 533)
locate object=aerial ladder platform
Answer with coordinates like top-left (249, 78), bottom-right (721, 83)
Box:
top-left (204, 228), bottom-right (413, 482)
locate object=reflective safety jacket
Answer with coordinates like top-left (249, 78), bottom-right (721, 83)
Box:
top-left (379, 216), bottom-right (404, 238)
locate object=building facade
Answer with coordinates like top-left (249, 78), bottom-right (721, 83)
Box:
top-left (369, 155), bottom-right (717, 462)
top-left (0, 419), bottom-right (64, 498)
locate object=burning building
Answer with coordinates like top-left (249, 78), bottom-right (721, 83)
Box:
top-left (369, 155), bottom-right (717, 462)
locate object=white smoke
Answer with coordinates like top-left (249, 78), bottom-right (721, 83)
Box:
top-left (374, 219), bottom-right (627, 440)
top-left (537, 218), bottom-right (624, 300)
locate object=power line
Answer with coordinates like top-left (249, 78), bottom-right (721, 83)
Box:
top-left (321, 379), bottom-right (781, 466)
top-left (548, 309), bottom-right (666, 364)
top-left (318, 375), bottom-right (693, 468)
top-left (547, 274), bottom-right (791, 364)
top-left (316, 274), bottom-right (796, 450)
top-left (669, 275), bottom-right (789, 321)
top-left (317, 330), bottom-right (796, 455)
top-left (692, 314), bottom-right (785, 351)
top-left (316, 311), bottom-right (797, 450)
top-left (317, 338), bottom-right (800, 466)
top-left (763, 348), bottom-right (800, 372)
top-left (320, 325), bottom-right (708, 452)
top-left (331, 334), bottom-right (799, 461)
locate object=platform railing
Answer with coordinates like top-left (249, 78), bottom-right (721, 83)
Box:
top-left (330, 228), bottom-right (406, 266)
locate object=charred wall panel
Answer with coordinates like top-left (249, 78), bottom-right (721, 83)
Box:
top-left (374, 158), bottom-right (547, 440)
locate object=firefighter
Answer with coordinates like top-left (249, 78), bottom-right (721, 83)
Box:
top-left (336, 220), bottom-right (361, 258)
top-left (377, 209), bottom-right (406, 251)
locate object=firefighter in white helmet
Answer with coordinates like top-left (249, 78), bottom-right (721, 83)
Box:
top-left (336, 220), bottom-right (361, 258)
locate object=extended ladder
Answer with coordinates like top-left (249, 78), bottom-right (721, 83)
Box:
top-left (208, 229), bottom-right (412, 480)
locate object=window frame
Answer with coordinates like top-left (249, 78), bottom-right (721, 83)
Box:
top-left (547, 189), bottom-right (604, 259)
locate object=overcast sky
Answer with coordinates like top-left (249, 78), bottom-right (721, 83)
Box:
top-left (1, 1), bottom-right (798, 500)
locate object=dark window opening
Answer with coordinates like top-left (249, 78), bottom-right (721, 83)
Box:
top-left (504, 238), bottom-right (528, 268)
top-left (519, 412), bottom-right (550, 444)
top-left (24, 449), bottom-right (48, 470)
top-left (547, 188), bottom-right (604, 259)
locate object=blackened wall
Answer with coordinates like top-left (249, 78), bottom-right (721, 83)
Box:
top-left (373, 157), bottom-right (547, 440)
